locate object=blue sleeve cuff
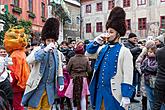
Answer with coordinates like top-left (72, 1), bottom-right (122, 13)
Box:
top-left (34, 49), bottom-right (47, 62)
top-left (121, 83), bottom-right (135, 98)
top-left (58, 76), bottom-right (64, 85)
top-left (86, 41), bottom-right (100, 54)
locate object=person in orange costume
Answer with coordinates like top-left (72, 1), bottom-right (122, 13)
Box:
top-left (4, 26), bottom-right (30, 110)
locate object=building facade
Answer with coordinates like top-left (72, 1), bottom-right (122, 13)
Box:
top-left (63, 0), bottom-right (80, 42)
top-left (0, 0), bottom-right (48, 41)
top-left (81, 0), bottom-right (165, 40)
top-left (0, 0), bottom-right (48, 32)
top-left (0, 0), bottom-right (71, 43)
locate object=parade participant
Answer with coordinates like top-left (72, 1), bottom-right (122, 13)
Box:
top-left (22, 17), bottom-right (64, 109)
top-left (85, 7), bottom-right (135, 110)
top-left (3, 26), bottom-right (30, 110)
top-left (65, 41), bottom-right (91, 110)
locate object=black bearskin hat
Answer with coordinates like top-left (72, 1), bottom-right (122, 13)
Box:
top-left (41, 17), bottom-right (59, 41)
top-left (106, 7), bottom-right (126, 37)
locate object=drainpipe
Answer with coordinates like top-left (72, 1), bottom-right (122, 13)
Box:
top-left (80, 2), bottom-right (82, 39)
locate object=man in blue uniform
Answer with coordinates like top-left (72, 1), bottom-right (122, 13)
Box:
top-left (86, 7), bottom-right (135, 110)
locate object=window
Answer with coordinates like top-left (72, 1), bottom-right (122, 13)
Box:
top-left (86, 23), bottom-right (91, 33)
top-left (13, 0), bottom-right (19, 7)
top-left (126, 19), bottom-right (131, 30)
top-left (28, 0), bottom-right (33, 12)
top-left (86, 5), bottom-right (91, 13)
top-left (76, 17), bottom-right (80, 24)
top-left (108, 0), bottom-right (115, 10)
top-left (41, 2), bottom-right (45, 17)
top-left (138, 18), bottom-right (146, 30)
top-left (96, 22), bottom-right (102, 32)
top-left (96, 2), bottom-right (102, 12)
top-left (160, 16), bottom-right (165, 29)
top-left (161, 0), bottom-right (165, 2)
top-left (123, 0), bottom-right (130, 7)
top-left (137, 0), bottom-right (146, 5)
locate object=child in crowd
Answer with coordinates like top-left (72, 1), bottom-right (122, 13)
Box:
top-left (136, 40), bottom-right (156, 110)
top-left (65, 41), bottom-right (91, 110)
top-left (141, 43), bottom-right (157, 109)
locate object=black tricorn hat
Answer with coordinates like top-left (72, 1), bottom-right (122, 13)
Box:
top-left (41, 17), bottom-right (60, 41)
top-left (106, 7), bottom-right (126, 37)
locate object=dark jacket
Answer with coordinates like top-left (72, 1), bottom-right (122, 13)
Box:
top-left (155, 46), bottom-right (165, 89)
top-left (0, 78), bottom-right (13, 108)
top-left (157, 42), bottom-right (164, 48)
top-left (124, 40), bottom-right (142, 67)
top-left (60, 48), bottom-right (75, 64)
top-left (141, 57), bottom-right (157, 86)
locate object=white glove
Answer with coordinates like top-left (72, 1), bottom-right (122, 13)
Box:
top-left (44, 43), bottom-right (55, 52)
top-left (59, 85), bottom-right (64, 91)
top-left (94, 33), bottom-right (105, 45)
top-left (120, 97), bottom-right (130, 108)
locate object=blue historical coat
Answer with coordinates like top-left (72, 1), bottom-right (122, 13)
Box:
top-left (85, 42), bottom-right (135, 110)
top-left (22, 46), bottom-right (64, 107)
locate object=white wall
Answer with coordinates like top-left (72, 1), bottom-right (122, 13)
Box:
top-left (81, 0), bottom-right (165, 40)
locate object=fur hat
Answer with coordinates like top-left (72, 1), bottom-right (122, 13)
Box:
top-left (41, 18), bottom-right (59, 41)
top-left (106, 7), bottom-right (126, 37)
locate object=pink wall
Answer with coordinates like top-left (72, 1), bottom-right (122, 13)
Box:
top-left (1, 0), bottom-right (48, 32)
